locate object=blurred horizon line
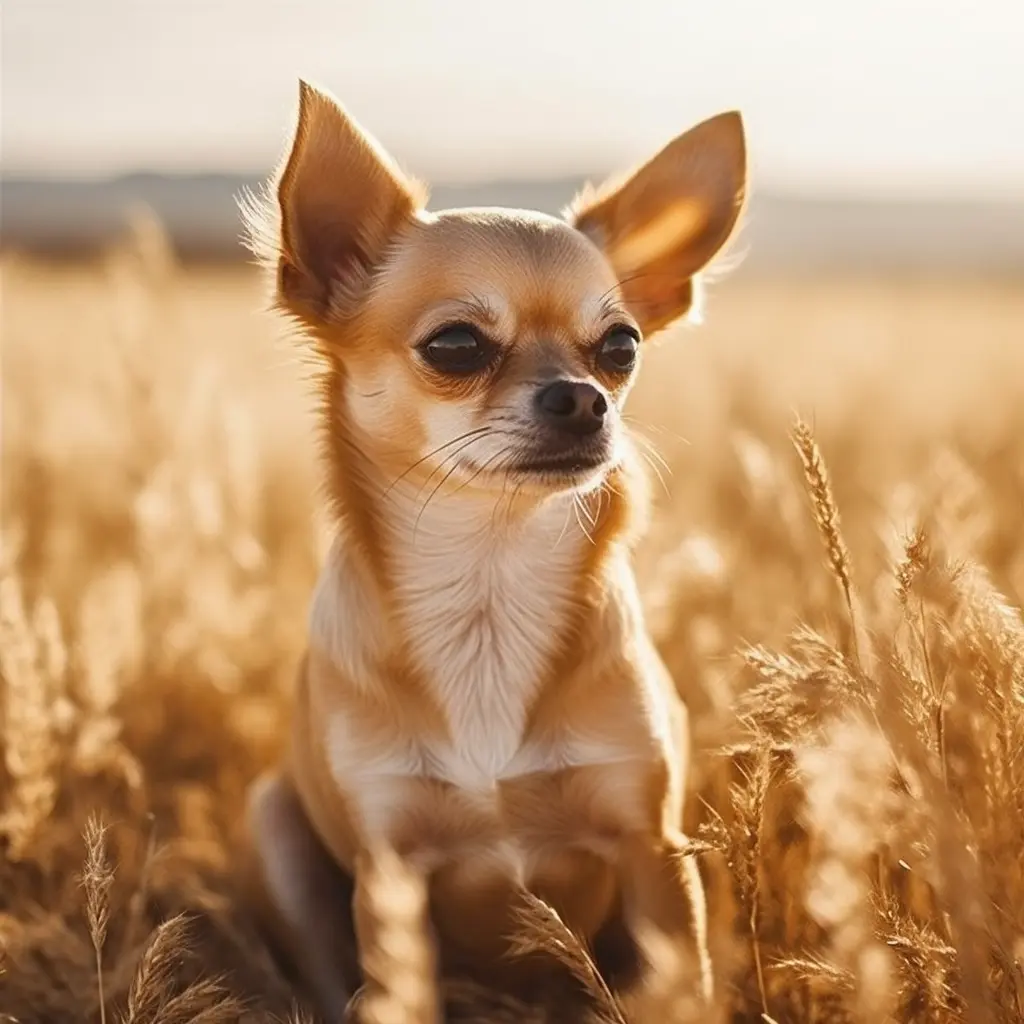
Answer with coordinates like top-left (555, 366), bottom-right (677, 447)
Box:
top-left (4, 170), bottom-right (1024, 274)
top-left (6, 164), bottom-right (1024, 206)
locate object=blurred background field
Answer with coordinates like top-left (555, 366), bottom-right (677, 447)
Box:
top-left (3, 2), bottom-right (1024, 1022)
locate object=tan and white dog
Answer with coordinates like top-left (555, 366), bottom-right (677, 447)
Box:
top-left (241, 80), bottom-right (747, 1019)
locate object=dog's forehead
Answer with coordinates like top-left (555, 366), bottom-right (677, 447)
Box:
top-left (381, 207), bottom-right (620, 315)
top-left (426, 206), bottom-right (605, 267)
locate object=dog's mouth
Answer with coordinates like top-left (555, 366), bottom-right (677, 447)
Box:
top-left (456, 431), bottom-right (618, 491)
top-left (511, 452), bottom-right (608, 476)
top-left (504, 441), bottom-right (615, 485)
top-left (456, 451), bottom-right (612, 494)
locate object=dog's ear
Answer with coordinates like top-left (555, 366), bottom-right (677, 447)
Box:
top-left (274, 80), bottom-right (425, 322)
top-left (567, 112), bottom-right (747, 337)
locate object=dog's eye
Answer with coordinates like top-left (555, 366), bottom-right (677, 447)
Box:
top-left (597, 327), bottom-right (640, 373)
top-left (420, 327), bottom-right (490, 374)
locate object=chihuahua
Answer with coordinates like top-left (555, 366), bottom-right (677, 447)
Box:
top-left (241, 80), bottom-right (746, 1019)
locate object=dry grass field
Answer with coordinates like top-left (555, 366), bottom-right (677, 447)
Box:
top-left (2, 216), bottom-right (1024, 1023)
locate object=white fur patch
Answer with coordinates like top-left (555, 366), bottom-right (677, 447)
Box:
top-left (311, 485), bottom-right (595, 846)
top-left (393, 492), bottom-right (585, 789)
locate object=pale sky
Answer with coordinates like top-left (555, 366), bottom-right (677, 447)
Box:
top-left (4, 0), bottom-right (1024, 199)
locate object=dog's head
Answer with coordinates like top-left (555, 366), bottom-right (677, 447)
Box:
top-left (249, 81), bottom-right (746, 498)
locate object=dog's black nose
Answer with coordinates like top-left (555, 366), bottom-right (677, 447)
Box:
top-left (535, 380), bottom-right (608, 435)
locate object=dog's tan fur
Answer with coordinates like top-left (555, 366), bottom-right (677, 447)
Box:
top-left (240, 80), bottom-right (747, 1019)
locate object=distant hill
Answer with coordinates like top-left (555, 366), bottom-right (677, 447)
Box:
top-left (3, 173), bottom-right (1024, 273)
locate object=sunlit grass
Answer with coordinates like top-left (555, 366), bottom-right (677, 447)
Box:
top-left (2, 223), bottom-right (1023, 1022)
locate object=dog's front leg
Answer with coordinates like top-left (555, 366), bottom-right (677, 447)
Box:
top-left (618, 830), bottom-right (713, 1004)
top-left (243, 771), bottom-right (361, 1022)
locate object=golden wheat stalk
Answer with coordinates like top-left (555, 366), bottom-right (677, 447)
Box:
top-left (124, 914), bottom-right (191, 1023)
top-left (893, 526), bottom-right (951, 783)
top-left (509, 891), bottom-right (627, 1024)
top-left (80, 814), bottom-right (115, 1024)
top-left (730, 745), bottom-right (772, 1017)
top-left (351, 846), bottom-right (440, 1024)
top-left (791, 417), bottom-right (853, 593)
top-left (790, 416), bottom-right (873, 676)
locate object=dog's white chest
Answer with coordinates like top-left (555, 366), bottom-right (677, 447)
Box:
top-left (393, 503), bottom-right (582, 786)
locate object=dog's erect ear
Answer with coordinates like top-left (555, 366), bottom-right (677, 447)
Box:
top-left (274, 80), bottom-right (425, 322)
top-left (567, 112), bottom-right (747, 337)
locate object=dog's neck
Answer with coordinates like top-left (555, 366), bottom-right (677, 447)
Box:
top-left (323, 407), bottom-right (622, 601)
top-left (321, 438), bottom-right (600, 640)
top-left (310, 424), bottom-right (633, 764)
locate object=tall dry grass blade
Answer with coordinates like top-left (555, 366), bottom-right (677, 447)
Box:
top-left (81, 814), bottom-right (116, 1024)
top-left (352, 846), bottom-right (440, 1024)
top-left (790, 417), bottom-right (867, 669)
top-left (894, 526), bottom-right (950, 783)
top-left (123, 914), bottom-right (191, 1024)
top-left (730, 745), bottom-right (773, 1018)
top-left (894, 526), bottom-right (931, 607)
top-left (139, 977), bottom-right (244, 1024)
top-left (509, 891), bottom-right (627, 1024)
top-left (790, 418), bottom-right (853, 605)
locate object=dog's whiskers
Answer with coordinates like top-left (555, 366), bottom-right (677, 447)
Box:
top-left (628, 432), bottom-right (673, 497)
top-left (411, 434), bottom-right (508, 542)
top-left (413, 431), bottom-right (500, 503)
top-left (572, 494), bottom-right (597, 546)
top-left (383, 427), bottom-right (491, 499)
top-left (623, 415), bottom-right (690, 447)
top-left (452, 447), bottom-right (514, 499)
top-left (554, 499), bottom-right (575, 550)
